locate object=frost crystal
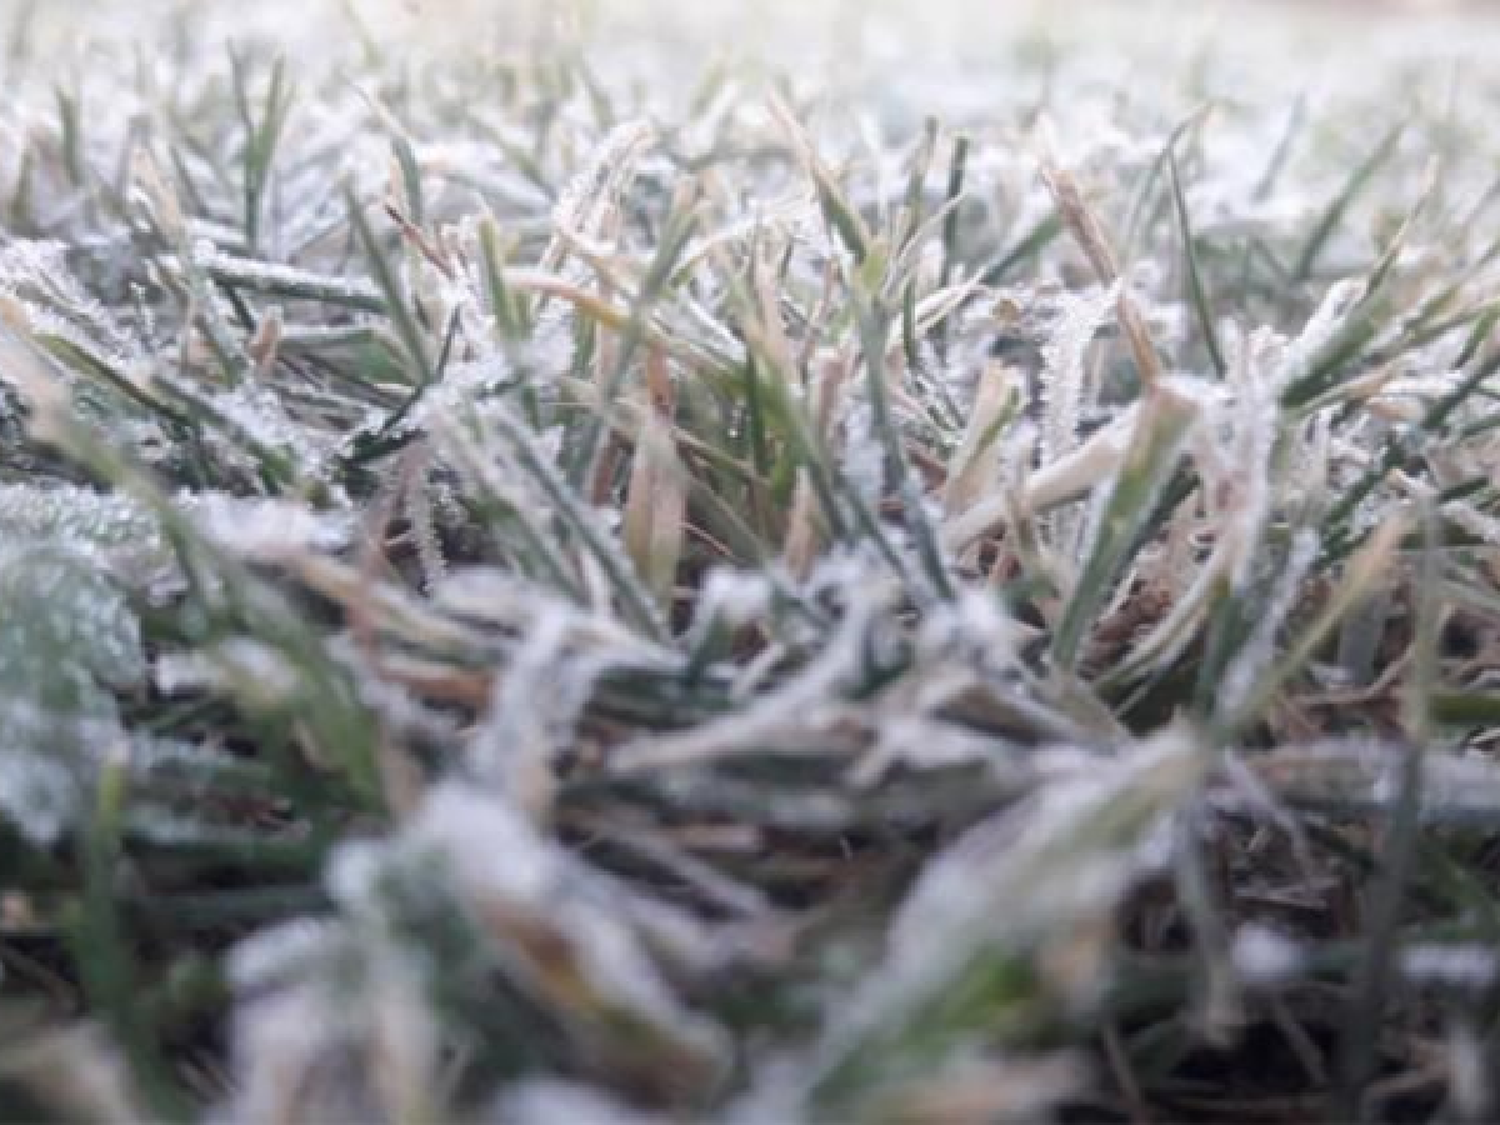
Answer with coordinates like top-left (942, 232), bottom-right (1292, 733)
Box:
top-left (1039, 282), bottom-right (1120, 468)
top-left (841, 401), bottom-right (886, 503)
top-left (182, 493), bottom-right (353, 559)
top-left (1231, 924), bottom-right (1305, 986)
top-left (0, 746), bottom-right (80, 847)
top-left (1399, 944), bottom-right (1500, 990)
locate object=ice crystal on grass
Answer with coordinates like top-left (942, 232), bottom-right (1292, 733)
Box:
top-left (189, 243), bottom-right (384, 311)
top-left (0, 742), bottom-right (83, 848)
top-left (468, 610), bottom-right (605, 816)
top-left (181, 493), bottom-right (352, 560)
top-left (841, 400), bottom-right (886, 505)
top-left (0, 546), bottom-right (144, 698)
top-left (322, 784), bottom-right (730, 1096)
top-left (202, 384), bottom-right (336, 483)
top-left (1218, 527), bottom-right (1321, 718)
top-left (1399, 944), bottom-right (1500, 991)
top-left (0, 483), bottom-right (169, 584)
top-left (0, 240), bottom-right (137, 357)
top-left (1231, 924), bottom-right (1306, 987)
top-left (0, 543), bottom-right (143, 843)
top-left (1039, 281), bottom-right (1119, 467)
top-left (490, 1080), bottom-right (667, 1125)
top-left (793, 730), bottom-right (1206, 1116)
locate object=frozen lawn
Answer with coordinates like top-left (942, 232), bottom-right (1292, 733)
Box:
top-left (1, 0), bottom-right (1500, 1120)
